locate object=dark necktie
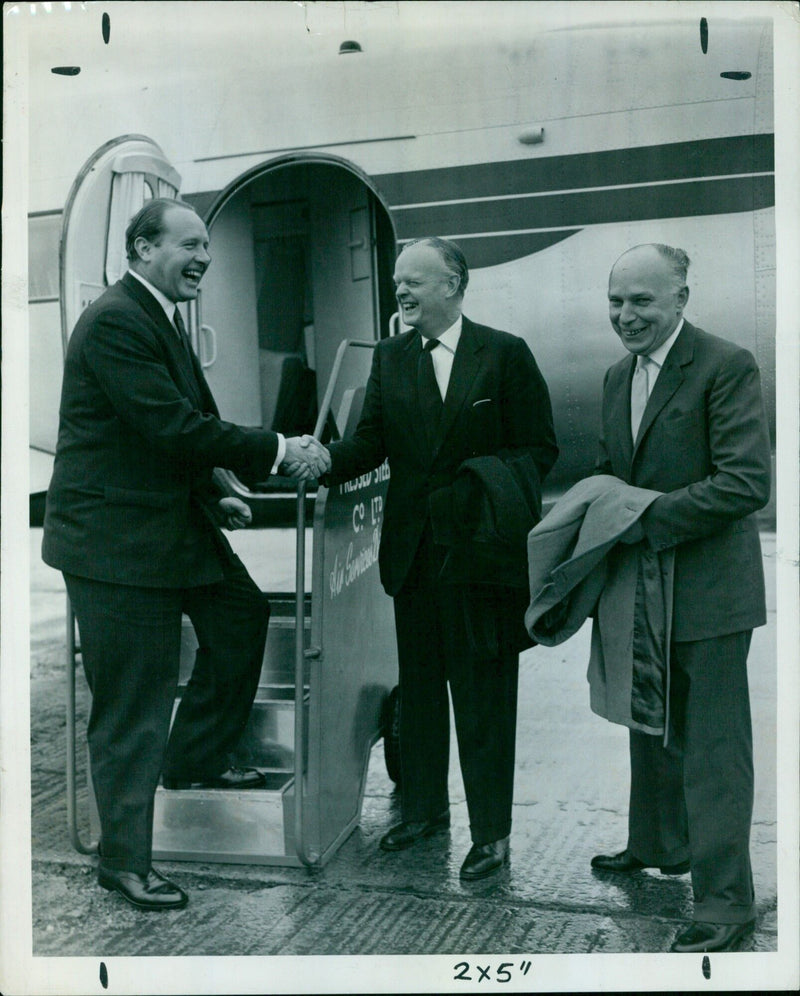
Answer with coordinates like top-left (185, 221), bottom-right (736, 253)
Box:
top-left (173, 307), bottom-right (195, 364)
top-left (418, 336), bottom-right (443, 445)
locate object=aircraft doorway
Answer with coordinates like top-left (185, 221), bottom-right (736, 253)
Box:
top-left (193, 159), bottom-right (397, 447)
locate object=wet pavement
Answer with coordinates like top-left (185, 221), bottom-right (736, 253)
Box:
top-left (18, 526), bottom-right (789, 992)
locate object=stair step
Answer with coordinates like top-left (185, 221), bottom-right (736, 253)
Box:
top-left (152, 775), bottom-right (296, 862)
top-left (268, 592), bottom-right (312, 619)
top-left (159, 770), bottom-right (293, 793)
top-left (253, 683), bottom-right (308, 703)
top-left (232, 694), bottom-right (308, 769)
top-left (179, 612), bottom-right (309, 689)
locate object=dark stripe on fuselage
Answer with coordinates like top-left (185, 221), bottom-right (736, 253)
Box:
top-left (392, 175), bottom-right (775, 243)
top-left (437, 230), bottom-right (579, 269)
top-left (373, 134), bottom-right (775, 205)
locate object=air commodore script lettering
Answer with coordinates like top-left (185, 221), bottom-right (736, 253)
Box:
top-left (329, 461), bottom-right (390, 599)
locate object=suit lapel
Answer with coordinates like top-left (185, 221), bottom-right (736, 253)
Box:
top-left (430, 318), bottom-right (483, 457)
top-left (121, 271), bottom-right (174, 335)
top-left (632, 323), bottom-right (695, 460)
top-left (120, 274), bottom-right (211, 411)
top-left (609, 356), bottom-right (636, 469)
top-left (179, 326), bottom-right (219, 414)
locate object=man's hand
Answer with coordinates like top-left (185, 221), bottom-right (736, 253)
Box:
top-left (218, 496), bottom-right (253, 530)
top-left (281, 435), bottom-right (331, 481)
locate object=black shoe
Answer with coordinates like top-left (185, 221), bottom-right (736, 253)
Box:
top-left (670, 919), bottom-right (755, 953)
top-left (162, 767), bottom-right (266, 790)
top-left (379, 812), bottom-right (450, 851)
top-left (98, 866), bottom-right (188, 911)
top-left (460, 837), bottom-right (510, 881)
top-left (591, 848), bottom-right (690, 875)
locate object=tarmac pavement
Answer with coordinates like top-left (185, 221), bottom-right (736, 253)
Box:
top-left (20, 526), bottom-right (783, 990)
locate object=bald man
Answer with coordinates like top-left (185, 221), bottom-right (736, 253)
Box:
top-left (591, 244), bottom-right (771, 952)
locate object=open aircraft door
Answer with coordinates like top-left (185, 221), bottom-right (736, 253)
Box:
top-left (59, 135), bottom-right (182, 348)
top-left (295, 341), bottom-right (397, 865)
top-left (188, 157), bottom-right (394, 497)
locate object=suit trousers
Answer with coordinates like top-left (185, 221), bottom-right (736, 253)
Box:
top-left (65, 554), bottom-right (270, 874)
top-left (392, 531), bottom-right (520, 845)
top-left (627, 630), bottom-right (755, 924)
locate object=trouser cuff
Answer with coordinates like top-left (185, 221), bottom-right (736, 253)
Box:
top-left (402, 801), bottom-right (449, 823)
top-left (628, 842), bottom-right (689, 866)
top-left (98, 857), bottom-right (150, 876)
top-left (692, 901), bottom-right (756, 925)
top-left (470, 821), bottom-right (511, 846)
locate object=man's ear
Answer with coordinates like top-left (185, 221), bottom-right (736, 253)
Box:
top-left (444, 273), bottom-right (461, 299)
top-left (133, 236), bottom-right (151, 262)
top-left (678, 285), bottom-right (689, 310)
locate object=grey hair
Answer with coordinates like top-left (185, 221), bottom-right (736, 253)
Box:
top-left (650, 244), bottom-right (691, 286)
top-left (404, 237), bottom-right (469, 296)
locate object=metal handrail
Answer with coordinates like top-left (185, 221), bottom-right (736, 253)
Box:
top-left (294, 337), bottom-right (377, 867)
top-left (199, 323), bottom-right (218, 368)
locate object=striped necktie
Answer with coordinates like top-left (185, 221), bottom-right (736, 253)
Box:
top-left (630, 355), bottom-right (651, 441)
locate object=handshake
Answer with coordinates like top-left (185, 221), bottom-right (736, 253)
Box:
top-left (217, 435), bottom-right (331, 532)
top-left (280, 435), bottom-right (332, 482)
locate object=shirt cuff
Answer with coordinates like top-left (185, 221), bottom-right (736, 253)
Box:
top-left (271, 433), bottom-right (286, 476)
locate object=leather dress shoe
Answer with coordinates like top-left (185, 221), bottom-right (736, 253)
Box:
top-left (379, 812), bottom-right (450, 851)
top-left (591, 848), bottom-right (690, 875)
top-left (670, 919), bottom-right (755, 953)
top-left (460, 837), bottom-right (510, 881)
top-left (98, 866), bottom-right (188, 911)
top-left (162, 767), bottom-right (266, 790)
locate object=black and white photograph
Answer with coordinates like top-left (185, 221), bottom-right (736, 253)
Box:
top-left (2, 2), bottom-right (798, 993)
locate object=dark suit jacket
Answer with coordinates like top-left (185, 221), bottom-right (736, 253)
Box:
top-left (596, 320), bottom-right (771, 641)
top-left (327, 317), bottom-right (558, 597)
top-left (42, 272), bottom-right (280, 587)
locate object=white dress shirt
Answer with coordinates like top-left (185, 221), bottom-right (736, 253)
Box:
top-left (639, 318), bottom-right (684, 397)
top-left (422, 315), bottom-right (462, 400)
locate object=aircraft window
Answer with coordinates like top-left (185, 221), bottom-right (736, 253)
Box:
top-left (28, 213), bottom-right (61, 302)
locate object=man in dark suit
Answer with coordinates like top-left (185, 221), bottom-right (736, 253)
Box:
top-left (591, 244), bottom-right (771, 952)
top-left (42, 198), bottom-right (329, 911)
top-left (319, 237), bottom-right (558, 880)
